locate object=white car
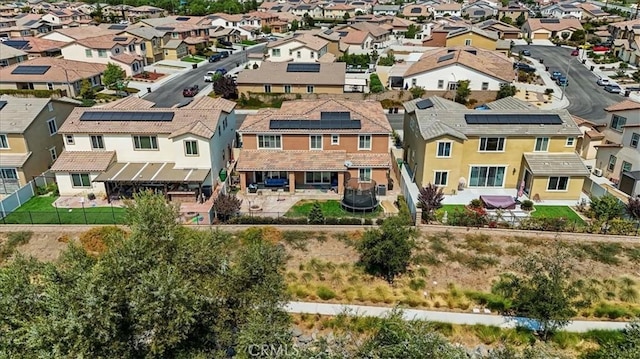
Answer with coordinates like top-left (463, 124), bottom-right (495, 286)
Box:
top-left (597, 78), bottom-right (611, 86)
top-left (204, 71), bottom-right (216, 82)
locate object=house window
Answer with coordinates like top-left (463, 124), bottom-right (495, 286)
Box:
top-left (47, 83), bottom-right (54, 90)
top-left (0, 134), bottom-right (8, 149)
top-left (436, 141), bottom-right (452, 157)
top-left (85, 49), bottom-right (92, 57)
top-left (129, 44), bottom-right (135, 52)
top-left (258, 135), bottom-right (282, 149)
top-left (608, 155), bottom-right (617, 172)
top-left (0, 168), bottom-right (17, 180)
top-left (307, 85), bottom-right (314, 93)
top-left (464, 39), bottom-right (472, 46)
top-left (566, 137), bottom-right (575, 147)
top-left (296, 51), bottom-right (301, 58)
top-left (132, 63), bottom-right (139, 72)
top-left (437, 80), bottom-right (444, 89)
top-left (448, 82), bottom-right (457, 90)
top-left (48, 103), bottom-right (53, 112)
top-left (631, 133), bottom-right (639, 148)
top-left (264, 84), bottom-right (272, 93)
top-left (49, 147), bottom-right (57, 161)
top-left (47, 118), bottom-right (57, 135)
top-left (271, 48), bottom-right (281, 56)
top-left (479, 137), bottom-right (505, 151)
top-left (547, 176), bottom-right (569, 191)
top-left (610, 115), bottom-right (626, 132)
top-left (114, 48), bottom-right (120, 54)
top-left (133, 135), bottom-right (158, 150)
top-left (481, 82), bottom-right (489, 90)
top-left (310, 52), bottom-right (315, 58)
top-left (622, 161), bottom-right (632, 174)
top-left (284, 85), bottom-right (292, 93)
top-left (90, 135), bottom-right (104, 150)
top-left (411, 78), bottom-right (417, 86)
top-left (305, 171), bottom-right (332, 184)
top-left (534, 137), bottom-right (549, 152)
top-left (98, 49), bottom-right (107, 57)
top-left (65, 134), bottom-right (74, 145)
top-left (71, 173), bottom-right (91, 188)
top-left (469, 166), bottom-right (506, 187)
top-left (309, 135), bottom-right (322, 150)
top-left (359, 168), bottom-right (372, 182)
top-left (434, 171), bottom-right (448, 186)
top-left (140, 43), bottom-right (146, 51)
top-left (185, 140), bottom-right (198, 156)
top-left (331, 134), bottom-right (339, 145)
top-left (358, 135), bottom-right (372, 150)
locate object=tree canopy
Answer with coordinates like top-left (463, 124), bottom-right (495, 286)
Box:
top-left (103, 62), bottom-right (126, 90)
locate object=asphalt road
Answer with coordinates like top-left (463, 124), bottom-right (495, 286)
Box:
top-left (144, 44), bottom-right (266, 108)
top-left (513, 45), bottom-right (621, 123)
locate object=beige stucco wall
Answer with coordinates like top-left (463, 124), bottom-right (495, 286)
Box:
top-left (529, 175), bottom-right (584, 201)
top-left (446, 33), bottom-right (497, 50)
top-left (239, 84), bottom-right (344, 96)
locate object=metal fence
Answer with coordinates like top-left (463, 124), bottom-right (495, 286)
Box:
top-left (1, 204), bottom-right (127, 225)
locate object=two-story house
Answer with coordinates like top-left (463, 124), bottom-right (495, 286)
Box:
top-left (266, 34), bottom-right (329, 62)
top-left (462, 2), bottom-right (497, 23)
top-left (0, 95), bottom-right (79, 194)
top-left (372, 5), bottom-right (401, 16)
top-left (236, 62), bottom-right (346, 96)
top-left (41, 9), bottom-right (93, 27)
top-left (290, 4), bottom-right (324, 19)
top-left (497, 5), bottom-right (529, 23)
top-left (50, 96), bottom-right (237, 201)
top-left (137, 16), bottom-right (211, 54)
top-left (0, 43), bottom-right (27, 67)
top-left (127, 5), bottom-right (164, 23)
top-left (60, 34), bottom-right (146, 76)
top-left (402, 96), bottom-right (588, 201)
top-left (209, 13), bottom-right (257, 40)
top-left (432, 3), bottom-right (463, 18)
top-left (125, 27), bottom-right (169, 64)
top-left (541, 3), bottom-right (583, 20)
top-left (324, 4), bottom-right (356, 19)
top-left (608, 20), bottom-right (640, 65)
top-left (577, 3), bottom-right (609, 21)
top-left (236, 99), bottom-right (392, 194)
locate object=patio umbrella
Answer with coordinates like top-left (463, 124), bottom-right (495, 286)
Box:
top-left (518, 180), bottom-right (525, 198)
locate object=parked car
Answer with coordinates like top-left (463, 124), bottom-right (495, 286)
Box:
top-left (219, 50), bottom-right (230, 58)
top-left (204, 71), bottom-right (216, 82)
top-left (182, 85), bottom-right (199, 97)
top-left (597, 78), bottom-right (611, 86)
top-left (208, 53), bottom-right (222, 62)
top-left (571, 49), bottom-right (579, 56)
top-left (218, 39), bottom-right (232, 47)
top-left (604, 84), bottom-right (622, 93)
top-left (215, 68), bottom-right (227, 75)
top-left (592, 45), bottom-right (610, 52)
top-left (514, 63), bottom-right (536, 73)
top-left (551, 71), bottom-right (562, 80)
top-left (556, 76), bottom-right (569, 86)
top-left (521, 49), bottom-right (531, 56)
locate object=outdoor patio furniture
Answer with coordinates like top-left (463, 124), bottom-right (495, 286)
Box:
top-left (264, 178), bottom-right (288, 187)
top-left (480, 195), bottom-right (516, 210)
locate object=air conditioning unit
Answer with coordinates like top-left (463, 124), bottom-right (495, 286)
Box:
top-left (593, 168), bottom-right (603, 177)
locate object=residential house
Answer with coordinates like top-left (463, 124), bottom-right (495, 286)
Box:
top-left (127, 5), bottom-right (164, 22)
top-left (324, 4), bottom-right (356, 19)
top-left (125, 26), bottom-right (169, 63)
top-left (338, 29), bottom-right (375, 54)
top-left (0, 57), bottom-right (106, 97)
top-left (462, 2), bottom-right (497, 23)
top-left (398, 47), bottom-right (514, 92)
top-left (577, 3), bottom-right (609, 21)
top-left (497, 5), bottom-right (529, 23)
top-left (60, 34), bottom-right (146, 76)
top-left (571, 116), bottom-right (604, 161)
top-left (336, 21), bottom-right (390, 53)
top-left (290, 3), bottom-right (324, 19)
top-left (521, 18), bottom-right (583, 40)
top-left (12, 13), bottom-right (58, 36)
top-left (402, 96), bottom-right (589, 201)
top-left (444, 27), bottom-right (509, 53)
top-left (41, 9), bottom-right (93, 27)
top-left (0, 95), bottom-right (79, 194)
top-left (236, 62), bottom-right (346, 96)
top-left (541, 2), bottom-right (583, 20)
top-left (372, 5), bottom-right (400, 16)
top-left (209, 13), bottom-right (256, 40)
top-left (2, 37), bottom-right (65, 58)
top-left (609, 19), bottom-right (640, 65)
top-left (51, 96), bottom-right (237, 200)
top-left (0, 43), bottom-right (27, 67)
top-left (266, 33), bottom-right (329, 62)
top-left (136, 16), bottom-right (211, 54)
top-left (41, 26), bottom-right (119, 43)
top-left (477, 19), bottom-right (521, 40)
top-left (236, 99), bottom-right (392, 194)
top-left (422, 23), bottom-right (469, 47)
top-left (432, 3), bottom-right (463, 18)
top-left (314, 28), bottom-right (343, 58)
top-left (401, 4), bottom-right (430, 21)
top-left (162, 39), bottom-right (188, 60)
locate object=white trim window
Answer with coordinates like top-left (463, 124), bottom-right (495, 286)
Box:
top-left (565, 137), bottom-right (575, 147)
top-left (133, 135), bottom-right (158, 150)
top-left (434, 171), bottom-right (448, 186)
top-left (0, 168), bottom-right (18, 180)
top-left (0, 134), bottom-right (8, 149)
top-left (258, 134), bottom-right (282, 149)
top-left (71, 173), bottom-right (91, 188)
top-left (358, 135), bottom-right (372, 150)
top-left (305, 171), bottom-right (331, 184)
top-left (284, 85), bottom-right (292, 93)
top-left (534, 137), bottom-right (549, 152)
top-left (309, 135), bottom-right (322, 150)
top-left (436, 141), bottom-right (452, 158)
top-left (547, 176), bottom-right (569, 191)
top-left (608, 155), bottom-right (617, 172)
top-left (630, 133), bottom-right (639, 148)
top-left (610, 115), bottom-right (626, 132)
top-left (306, 85), bottom-right (314, 93)
top-left (47, 118), bottom-right (57, 135)
top-left (65, 134), bottom-right (74, 145)
top-left (478, 137), bottom-right (505, 152)
top-left (185, 140), bottom-right (199, 156)
top-left (90, 135), bottom-right (104, 150)
top-left (469, 166), bottom-right (506, 187)
top-left (358, 168), bottom-right (372, 182)
top-left (264, 84), bottom-right (271, 93)
top-left (331, 134), bottom-right (339, 145)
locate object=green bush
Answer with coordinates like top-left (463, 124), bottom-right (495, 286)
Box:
top-left (409, 278), bottom-right (427, 291)
top-left (593, 303), bottom-right (631, 319)
top-left (465, 291), bottom-right (511, 312)
top-left (518, 216), bottom-right (567, 232)
top-left (520, 200), bottom-right (534, 211)
top-left (337, 217), bottom-right (363, 225)
top-left (363, 218), bottom-right (373, 225)
top-left (375, 218), bottom-right (385, 225)
top-left (607, 218), bottom-right (638, 235)
top-left (469, 198), bottom-right (483, 209)
top-left (226, 216), bottom-right (308, 225)
top-left (325, 217), bottom-right (340, 225)
top-left (369, 73), bottom-right (384, 93)
top-left (316, 286), bottom-right (337, 300)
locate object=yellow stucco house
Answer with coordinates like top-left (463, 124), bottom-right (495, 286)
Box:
top-left (445, 27), bottom-right (511, 55)
top-left (402, 96), bottom-right (589, 201)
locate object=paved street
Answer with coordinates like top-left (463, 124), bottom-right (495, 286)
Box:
top-left (513, 45), bottom-right (621, 122)
top-left (144, 44), bottom-right (265, 108)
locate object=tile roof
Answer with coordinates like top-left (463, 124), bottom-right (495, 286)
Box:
top-left (605, 100), bottom-right (640, 112)
top-left (239, 99), bottom-right (392, 134)
top-left (403, 96), bottom-right (467, 113)
top-left (50, 151), bottom-right (116, 172)
top-left (236, 62), bottom-right (346, 86)
top-left (483, 96), bottom-right (536, 110)
top-left (183, 96), bottom-right (236, 113)
top-left (404, 46), bottom-right (515, 82)
top-left (20, 37), bottom-right (66, 53)
top-left (525, 18), bottom-right (583, 32)
top-left (74, 34), bottom-right (139, 49)
top-left (111, 52), bottom-right (143, 64)
top-left (346, 153), bottom-right (391, 168)
top-left (446, 26), bottom-right (499, 40)
top-left (236, 150), bottom-right (349, 171)
top-left (0, 42), bottom-right (26, 60)
top-left (268, 33), bottom-right (328, 51)
top-left (523, 153), bottom-right (590, 176)
top-left (340, 29), bottom-right (369, 44)
top-left (163, 39), bottom-right (185, 49)
top-left (0, 152), bottom-right (32, 167)
top-left (125, 26), bottom-right (165, 39)
top-left (0, 57), bottom-right (107, 84)
top-left (98, 96), bottom-right (156, 109)
top-left (434, 3), bottom-right (462, 11)
top-left (48, 26), bottom-right (118, 40)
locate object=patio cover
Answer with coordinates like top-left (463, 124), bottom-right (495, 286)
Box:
top-left (0, 152), bottom-right (32, 167)
top-left (236, 150), bottom-right (348, 172)
top-left (480, 195), bottom-right (516, 210)
top-left (93, 162), bottom-right (210, 183)
top-left (523, 153), bottom-right (590, 176)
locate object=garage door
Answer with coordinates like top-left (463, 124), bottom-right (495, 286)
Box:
top-left (533, 32), bottom-right (548, 39)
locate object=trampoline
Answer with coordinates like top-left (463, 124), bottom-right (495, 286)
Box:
top-left (341, 178), bottom-right (379, 211)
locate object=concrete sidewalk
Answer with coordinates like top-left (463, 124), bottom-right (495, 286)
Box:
top-left (285, 301), bottom-right (631, 332)
top-left (516, 55), bottom-right (570, 110)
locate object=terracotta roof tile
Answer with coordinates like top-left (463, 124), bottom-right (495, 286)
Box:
top-left (99, 96), bottom-right (155, 109)
top-left (110, 53), bottom-right (143, 64)
top-left (0, 57), bottom-right (106, 83)
top-left (184, 96), bottom-right (236, 113)
top-left (236, 150), bottom-right (347, 171)
top-left (50, 151), bottom-right (116, 172)
top-left (346, 153), bottom-right (390, 168)
top-left (525, 18), bottom-right (583, 32)
top-left (605, 100), bottom-right (640, 112)
top-left (169, 121), bottom-right (215, 139)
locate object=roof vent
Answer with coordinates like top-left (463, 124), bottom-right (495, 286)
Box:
top-left (344, 160), bottom-right (353, 167)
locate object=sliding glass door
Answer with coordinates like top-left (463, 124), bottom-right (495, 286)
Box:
top-left (469, 166), bottom-right (506, 187)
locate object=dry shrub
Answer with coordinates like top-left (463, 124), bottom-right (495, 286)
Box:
top-left (261, 226), bottom-right (282, 244)
top-left (349, 230), bottom-right (363, 241)
top-left (79, 226), bottom-right (127, 254)
top-left (57, 234), bottom-right (71, 243)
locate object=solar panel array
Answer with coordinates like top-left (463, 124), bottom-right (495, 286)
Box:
top-left (437, 53), bottom-right (455, 63)
top-left (157, 26), bottom-right (175, 31)
top-left (108, 24), bottom-right (128, 30)
top-left (11, 66), bottom-right (50, 75)
top-left (465, 49), bottom-right (477, 55)
top-left (0, 101), bottom-right (7, 111)
top-left (320, 111), bottom-right (350, 121)
top-left (113, 36), bottom-right (128, 42)
top-left (176, 16), bottom-right (190, 21)
top-left (415, 99), bottom-right (434, 110)
top-left (464, 114), bottom-right (563, 125)
top-left (540, 19), bottom-right (560, 23)
top-left (3, 40), bottom-right (30, 50)
top-left (474, 10), bottom-right (485, 15)
top-left (80, 111), bottom-right (175, 122)
top-left (410, 7), bottom-right (421, 13)
top-left (270, 119), bottom-right (362, 130)
top-left (286, 63), bottom-right (321, 73)
top-left (23, 19), bottom-right (38, 26)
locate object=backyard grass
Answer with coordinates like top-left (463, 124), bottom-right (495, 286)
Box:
top-left (531, 205), bottom-right (584, 224)
top-left (180, 55), bottom-right (206, 63)
top-left (240, 40), bottom-right (258, 46)
top-left (284, 200), bottom-right (381, 218)
top-left (437, 205), bottom-right (466, 214)
top-left (2, 196), bottom-right (127, 225)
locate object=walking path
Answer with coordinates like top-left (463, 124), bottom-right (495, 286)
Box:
top-left (285, 301), bottom-right (631, 333)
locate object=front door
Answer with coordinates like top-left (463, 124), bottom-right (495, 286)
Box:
top-left (523, 169), bottom-right (532, 196)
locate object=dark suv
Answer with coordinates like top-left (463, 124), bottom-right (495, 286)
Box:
top-left (182, 85), bottom-right (199, 97)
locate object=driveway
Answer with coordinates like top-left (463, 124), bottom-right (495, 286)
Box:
top-left (513, 45), bottom-right (621, 123)
top-left (144, 44), bottom-right (266, 108)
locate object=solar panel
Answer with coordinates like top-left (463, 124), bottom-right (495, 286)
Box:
top-left (437, 53), bottom-right (455, 63)
top-left (11, 66), bottom-right (50, 75)
top-left (286, 63), bottom-right (321, 73)
top-left (113, 36), bottom-right (128, 41)
top-left (410, 7), bottom-right (421, 13)
top-left (540, 19), bottom-right (560, 23)
top-left (54, 11), bottom-right (66, 15)
top-left (79, 111), bottom-right (175, 122)
top-left (474, 10), bottom-right (485, 15)
top-left (3, 40), bottom-right (30, 50)
top-left (415, 99), bottom-right (433, 110)
top-left (23, 19), bottom-right (38, 26)
top-left (108, 24), bottom-right (128, 30)
top-left (320, 111), bottom-right (350, 121)
top-left (157, 26), bottom-right (175, 31)
top-left (176, 16), bottom-right (190, 21)
top-left (0, 101), bottom-right (7, 111)
top-left (269, 119), bottom-right (362, 130)
top-left (464, 114), bottom-right (563, 125)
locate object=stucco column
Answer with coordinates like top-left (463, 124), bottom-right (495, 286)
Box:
top-left (288, 172), bottom-right (296, 193)
top-left (240, 172), bottom-right (247, 191)
top-left (338, 172), bottom-right (345, 195)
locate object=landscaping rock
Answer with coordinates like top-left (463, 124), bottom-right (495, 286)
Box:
top-left (298, 335), bottom-right (313, 344)
top-left (290, 327), bottom-right (303, 337)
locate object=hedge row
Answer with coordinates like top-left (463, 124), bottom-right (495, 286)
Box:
top-left (0, 89), bottom-right (64, 98)
top-left (226, 216), bottom-right (385, 225)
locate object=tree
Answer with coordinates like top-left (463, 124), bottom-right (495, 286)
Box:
top-left (90, 3), bottom-right (104, 23)
top-left (261, 25), bottom-right (272, 34)
top-left (290, 19), bottom-right (299, 32)
top-left (492, 245), bottom-right (581, 340)
top-left (589, 194), bottom-right (625, 223)
top-left (303, 12), bottom-right (315, 27)
top-left (356, 215), bottom-right (416, 283)
top-left (405, 24), bottom-right (419, 39)
top-left (496, 83), bottom-right (517, 99)
top-left (626, 197), bottom-right (640, 220)
top-left (516, 12), bottom-right (526, 27)
top-left (581, 322), bottom-right (640, 359)
top-left (454, 80), bottom-right (471, 104)
top-left (79, 78), bottom-right (95, 100)
top-left (213, 75), bottom-right (238, 99)
top-left (103, 62), bottom-right (126, 90)
top-left (369, 73), bottom-right (384, 93)
top-left (377, 51), bottom-right (395, 66)
top-left (500, 16), bottom-right (513, 25)
top-left (570, 29), bottom-right (585, 41)
top-left (409, 86), bottom-right (425, 99)
top-left (308, 201), bottom-right (325, 224)
top-left (418, 183), bottom-right (444, 223)
top-left (212, 192), bottom-right (242, 221)
top-left (561, 32), bottom-right (570, 40)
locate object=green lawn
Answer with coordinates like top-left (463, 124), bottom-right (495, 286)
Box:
top-left (2, 196), bottom-right (127, 225)
top-left (180, 55), bottom-right (206, 63)
top-left (531, 205), bottom-right (584, 223)
top-left (240, 40), bottom-right (257, 46)
top-left (437, 205), bottom-right (466, 214)
top-left (285, 200), bottom-right (381, 218)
